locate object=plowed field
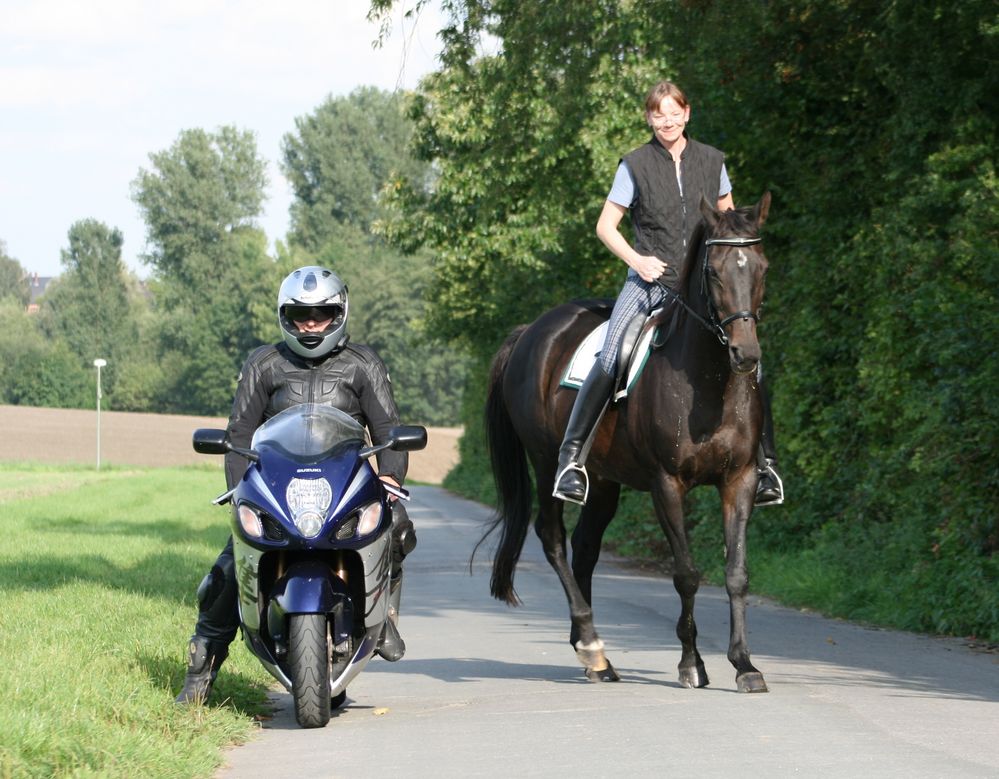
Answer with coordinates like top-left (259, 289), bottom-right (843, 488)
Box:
top-left (0, 405), bottom-right (460, 485)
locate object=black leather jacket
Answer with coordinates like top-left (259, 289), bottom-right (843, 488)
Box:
top-left (224, 341), bottom-right (407, 488)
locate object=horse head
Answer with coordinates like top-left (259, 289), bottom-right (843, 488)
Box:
top-left (699, 192), bottom-right (771, 375)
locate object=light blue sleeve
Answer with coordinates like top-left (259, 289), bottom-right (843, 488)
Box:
top-left (607, 162), bottom-right (635, 207)
top-left (719, 163), bottom-right (732, 197)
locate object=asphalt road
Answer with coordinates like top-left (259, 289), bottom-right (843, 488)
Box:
top-left (217, 486), bottom-right (999, 778)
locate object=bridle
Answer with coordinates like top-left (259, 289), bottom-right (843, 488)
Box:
top-left (656, 235), bottom-right (762, 346)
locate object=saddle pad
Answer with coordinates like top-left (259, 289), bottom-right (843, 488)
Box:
top-left (560, 321), bottom-right (657, 398)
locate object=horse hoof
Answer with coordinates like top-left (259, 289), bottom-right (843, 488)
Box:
top-left (678, 665), bottom-right (710, 689)
top-left (736, 672), bottom-right (769, 693)
top-left (585, 661), bottom-right (620, 682)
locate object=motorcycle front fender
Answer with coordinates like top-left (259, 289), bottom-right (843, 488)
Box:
top-left (267, 561), bottom-right (353, 646)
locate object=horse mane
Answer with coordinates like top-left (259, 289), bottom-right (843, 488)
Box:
top-left (714, 204), bottom-right (761, 238)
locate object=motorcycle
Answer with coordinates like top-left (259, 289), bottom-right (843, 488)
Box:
top-left (192, 403), bottom-right (426, 728)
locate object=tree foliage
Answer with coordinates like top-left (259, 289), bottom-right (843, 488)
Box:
top-left (0, 298), bottom-right (91, 408)
top-left (36, 220), bottom-right (134, 394)
top-left (0, 241), bottom-right (29, 306)
top-left (282, 87), bottom-right (431, 251)
top-left (132, 127), bottom-right (276, 415)
top-left (371, 0), bottom-right (998, 639)
top-left (132, 127), bottom-right (268, 283)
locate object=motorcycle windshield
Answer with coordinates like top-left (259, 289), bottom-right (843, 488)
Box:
top-left (251, 403), bottom-right (367, 461)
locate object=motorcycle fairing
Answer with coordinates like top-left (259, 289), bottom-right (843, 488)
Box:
top-left (266, 560), bottom-right (353, 646)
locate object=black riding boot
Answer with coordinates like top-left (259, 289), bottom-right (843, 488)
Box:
top-left (375, 574), bottom-right (406, 662)
top-left (175, 635), bottom-right (229, 704)
top-left (376, 507), bottom-right (416, 662)
top-left (176, 538), bottom-right (239, 703)
top-left (755, 367), bottom-right (784, 506)
top-left (553, 363), bottom-right (616, 505)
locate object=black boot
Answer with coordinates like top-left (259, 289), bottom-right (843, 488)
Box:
top-left (553, 363), bottom-right (616, 505)
top-left (755, 366), bottom-right (784, 507)
top-left (175, 635), bottom-right (229, 704)
top-left (375, 573), bottom-right (405, 662)
top-left (376, 510), bottom-right (415, 662)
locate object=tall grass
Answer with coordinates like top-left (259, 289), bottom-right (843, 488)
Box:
top-left (0, 464), bottom-right (272, 779)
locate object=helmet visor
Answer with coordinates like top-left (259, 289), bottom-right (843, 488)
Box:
top-left (283, 304), bottom-right (344, 326)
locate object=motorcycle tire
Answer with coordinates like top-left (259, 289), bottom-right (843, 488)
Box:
top-left (288, 613), bottom-right (331, 728)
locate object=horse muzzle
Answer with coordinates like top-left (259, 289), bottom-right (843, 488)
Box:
top-left (728, 336), bottom-right (761, 375)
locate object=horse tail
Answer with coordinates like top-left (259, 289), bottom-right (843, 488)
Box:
top-left (475, 324), bottom-right (532, 606)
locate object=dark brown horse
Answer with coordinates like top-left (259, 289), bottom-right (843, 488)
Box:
top-left (482, 193), bottom-right (772, 692)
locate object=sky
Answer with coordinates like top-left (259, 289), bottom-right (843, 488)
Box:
top-left (0, 0), bottom-right (446, 278)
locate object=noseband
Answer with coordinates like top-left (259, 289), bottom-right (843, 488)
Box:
top-left (657, 235), bottom-right (762, 346)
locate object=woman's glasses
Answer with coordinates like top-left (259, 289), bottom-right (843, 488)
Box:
top-left (650, 112), bottom-right (686, 127)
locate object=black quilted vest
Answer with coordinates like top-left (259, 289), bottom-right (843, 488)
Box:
top-left (622, 135), bottom-right (724, 288)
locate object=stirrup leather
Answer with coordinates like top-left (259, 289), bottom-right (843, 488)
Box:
top-left (552, 462), bottom-right (589, 506)
top-left (755, 462), bottom-right (785, 507)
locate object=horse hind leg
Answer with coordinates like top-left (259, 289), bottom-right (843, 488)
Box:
top-left (533, 468), bottom-right (619, 682)
top-left (570, 478), bottom-right (622, 682)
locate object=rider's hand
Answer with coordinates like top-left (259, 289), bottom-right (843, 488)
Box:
top-left (380, 475), bottom-right (401, 502)
top-left (631, 254), bottom-right (667, 283)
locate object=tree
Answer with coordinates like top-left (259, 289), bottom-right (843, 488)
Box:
top-left (133, 127), bottom-right (268, 283)
top-left (282, 87), bottom-right (430, 252)
top-left (36, 220), bottom-right (133, 394)
top-left (0, 241), bottom-right (29, 306)
top-left (132, 127), bottom-right (276, 415)
top-left (0, 298), bottom-right (91, 408)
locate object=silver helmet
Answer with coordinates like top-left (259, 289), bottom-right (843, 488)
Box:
top-left (277, 266), bottom-right (349, 359)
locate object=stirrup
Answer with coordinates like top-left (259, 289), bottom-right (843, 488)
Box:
top-left (755, 463), bottom-right (785, 507)
top-left (552, 462), bottom-right (589, 506)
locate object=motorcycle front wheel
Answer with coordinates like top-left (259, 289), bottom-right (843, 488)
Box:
top-left (288, 613), bottom-right (331, 728)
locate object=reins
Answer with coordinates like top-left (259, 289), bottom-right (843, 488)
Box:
top-left (655, 235), bottom-right (762, 346)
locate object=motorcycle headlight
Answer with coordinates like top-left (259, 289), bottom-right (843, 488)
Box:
top-left (286, 477), bottom-right (333, 539)
top-left (237, 504), bottom-right (264, 538)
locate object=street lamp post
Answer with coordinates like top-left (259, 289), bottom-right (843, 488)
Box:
top-left (93, 358), bottom-right (107, 470)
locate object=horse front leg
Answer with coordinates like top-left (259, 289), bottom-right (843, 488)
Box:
top-left (652, 473), bottom-right (709, 689)
top-left (569, 478), bottom-right (622, 681)
top-left (721, 468), bottom-right (768, 693)
top-left (533, 469), bottom-right (618, 682)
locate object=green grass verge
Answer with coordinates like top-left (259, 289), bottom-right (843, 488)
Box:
top-left (0, 464), bottom-right (273, 779)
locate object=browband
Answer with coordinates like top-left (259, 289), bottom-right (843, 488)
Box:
top-left (704, 236), bottom-right (762, 246)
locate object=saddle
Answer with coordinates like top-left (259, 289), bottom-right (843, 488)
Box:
top-left (560, 305), bottom-right (675, 400)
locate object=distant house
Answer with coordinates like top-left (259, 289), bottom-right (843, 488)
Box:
top-left (26, 274), bottom-right (55, 314)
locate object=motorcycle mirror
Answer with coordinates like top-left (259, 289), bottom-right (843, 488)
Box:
top-left (193, 428), bottom-right (228, 455)
top-left (389, 425), bottom-right (428, 452)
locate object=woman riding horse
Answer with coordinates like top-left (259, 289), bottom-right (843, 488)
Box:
top-left (553, 80), bottom-right (783, 508)
top-left (484, 188), bottom-right (775, 692)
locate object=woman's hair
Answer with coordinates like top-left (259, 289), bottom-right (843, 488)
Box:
top-left (644, 81), bottom-right (689, 113)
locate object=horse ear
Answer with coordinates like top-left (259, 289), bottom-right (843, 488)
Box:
top-left (700, 194), bottom-right (719, 230)
top-left (752, 191), bottom-right (772, 228)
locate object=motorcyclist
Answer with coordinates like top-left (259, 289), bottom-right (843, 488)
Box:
top-left (176, 265), bottom-right (416, 704)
